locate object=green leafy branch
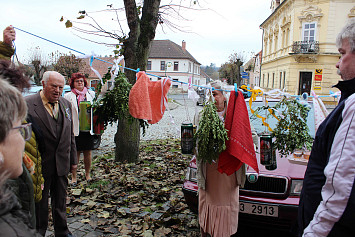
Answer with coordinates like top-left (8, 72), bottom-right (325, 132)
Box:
top-left (195, 102), bottom-right (228, 164)
top-left (272, 97), bottom-right (313, 157)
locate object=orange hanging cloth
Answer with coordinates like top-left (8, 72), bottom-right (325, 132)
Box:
top-left (218, 91), bottom-right (259, 175)
top-left (129, 71), bottom-right (171, 124)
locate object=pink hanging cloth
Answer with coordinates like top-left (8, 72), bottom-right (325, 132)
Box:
top-left (218, 91), bottom-right (259, 175)
top-left (129, 71), bottom-right (171, 124)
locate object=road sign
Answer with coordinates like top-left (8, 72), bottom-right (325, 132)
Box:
top-left (241, 75), bottom-right (250, 79)
top-left (315, 75), bottom-right (322, 81)
top-left (241, 72), bottom-right (248, 76)
top-left (314, 86), bottom-right (322, 90)
top-left (315, 69), bottom-right (323, 74)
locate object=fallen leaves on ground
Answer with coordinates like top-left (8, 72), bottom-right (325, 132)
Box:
top-left (67, 139), bottom-right (200, 236)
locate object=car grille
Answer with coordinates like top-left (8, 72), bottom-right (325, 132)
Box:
top-left (240, 174), bottom-right (288, 197)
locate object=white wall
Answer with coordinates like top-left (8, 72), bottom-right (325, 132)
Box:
top-left (147, 58), bottom-right (201, 88)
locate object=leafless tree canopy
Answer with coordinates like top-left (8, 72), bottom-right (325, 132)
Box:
top-left (61, 1), bottom-right (202, 48)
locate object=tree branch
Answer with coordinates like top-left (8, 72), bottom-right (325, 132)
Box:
top-left (123, 0), bottom-right (139, 35)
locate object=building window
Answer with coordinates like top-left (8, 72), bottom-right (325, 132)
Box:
top-left (172, 79), bottom-right (178, 88)
top-left (90, 79), bottom-right (100, 89)
top-left (280, 71), bottom-right (282, 89)
top-left (286, 28), bottom-right (290, 46)
top-left (160, 61), bottom-right (165, 71)
top-left (272, 73), bottom-right (275, 88)
top-left (267, 73), bottom-right (270, 88)
top-left (189, 62), bottom-right (191, 72)
top-left (174, 61), bottom-right (178, 71)
top-left (283, 71), bottom-right (286, 89)
top-left (147, 61), bottom-right (152, 70)
top-left (263, 74), bottom-right (265, 87)
top-left (303, 22), bottom-right (316, 42)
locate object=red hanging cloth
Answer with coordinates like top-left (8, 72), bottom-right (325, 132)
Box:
top-left (129, 71), bottom-right (171, 124)
top-left (218, 91), bottom-right (259, 175)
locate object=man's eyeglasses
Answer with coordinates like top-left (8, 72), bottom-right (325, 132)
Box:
top-left (13, 123), bottom-right (32, 141)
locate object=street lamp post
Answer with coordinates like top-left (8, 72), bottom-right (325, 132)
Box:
top-left (165, 62), bottom-right (172, 77)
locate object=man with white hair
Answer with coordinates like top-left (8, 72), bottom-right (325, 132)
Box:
top-left (26, 71), bottom-right (77, 237)
top-left (298, 18), bottom-right (355, 237)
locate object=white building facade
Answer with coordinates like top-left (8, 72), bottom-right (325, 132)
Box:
top-left (147, 40), bottom-right (204, 87)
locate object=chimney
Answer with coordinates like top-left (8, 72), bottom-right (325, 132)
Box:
top-left (182, 40), bottom-right (186, 51)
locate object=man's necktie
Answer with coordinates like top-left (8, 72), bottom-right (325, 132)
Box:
top-left (49, 102), bottom-right (58, 119)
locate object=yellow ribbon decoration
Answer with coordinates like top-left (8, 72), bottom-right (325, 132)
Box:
top-left (240, 85), bottom-right (280, 132)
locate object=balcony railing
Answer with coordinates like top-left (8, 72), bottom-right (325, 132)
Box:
top-left (291, 41), bottom-right (319, 54)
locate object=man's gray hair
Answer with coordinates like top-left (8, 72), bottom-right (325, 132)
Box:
top-left (336, 18), bottom-right (355, 52)
top-left (41, 71), bottom-right (65, 85)
top-left (0, 79), bottom-right (27, 143)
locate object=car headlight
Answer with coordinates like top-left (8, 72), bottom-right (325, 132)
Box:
top-left (185, 167), bottom-right (197, 182)
top-left (290, 180), bottom-right (303, 196)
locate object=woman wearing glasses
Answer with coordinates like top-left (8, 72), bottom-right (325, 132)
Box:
top-left (64, 73), bottom-right (96, 185)
top-left (0, 79), bottom-right (40, 236)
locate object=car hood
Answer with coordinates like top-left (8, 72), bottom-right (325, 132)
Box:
top-left (249, 152), bottom-right (307, 179)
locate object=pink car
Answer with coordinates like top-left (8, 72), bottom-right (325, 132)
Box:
top-left (182, 98), bottom-right (315, 233)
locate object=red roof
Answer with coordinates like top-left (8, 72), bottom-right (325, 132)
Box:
top-left (79, 57), bottom-right (117, 79)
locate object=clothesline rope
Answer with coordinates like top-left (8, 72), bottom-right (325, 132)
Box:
top-left (15, 27), bottom-right (230, 91)
top-left (14, 26), bottom-right (340, 98)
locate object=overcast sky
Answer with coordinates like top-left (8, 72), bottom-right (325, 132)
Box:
top-left (2, 0), bottom-right (271, 67)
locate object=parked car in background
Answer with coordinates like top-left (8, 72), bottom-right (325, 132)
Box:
top-left (182, 97), bottom-right (315, 234)
top-left (23, 85), bottom-right (74, 97)
top-left (196, 87), bottom-right (206, 106)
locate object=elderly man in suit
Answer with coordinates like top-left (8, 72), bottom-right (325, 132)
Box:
top-left (26, 71), bottom-right (77, 237)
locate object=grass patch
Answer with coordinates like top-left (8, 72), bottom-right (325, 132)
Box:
top-left (143, 207), bottom-right (153, 213)
top-left (92, 154), bottom-right (114, 164)
top-left (143, 146), bottom-right (153, 152)
top-left (169, 147), bottom-right (180, 152)
top-left (87, 179), bottom-right (110, 189)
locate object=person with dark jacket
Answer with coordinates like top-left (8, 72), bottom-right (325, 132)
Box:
top-left (298, 18), bottom-right (355, 237)
top-left (0, 78), bottom-right (40, 236)
top-left (26, 71), bottom-right (77, 237)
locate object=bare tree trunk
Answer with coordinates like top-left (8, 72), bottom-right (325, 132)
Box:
top-left (114, 114), bottom-right (140, 163)
top-left (114, 0), bottom-right (161, 163)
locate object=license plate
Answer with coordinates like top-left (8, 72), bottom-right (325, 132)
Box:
top-left (240, 202), bottom-right (278, 217)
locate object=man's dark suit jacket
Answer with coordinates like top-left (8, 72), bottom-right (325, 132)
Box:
top-left (25, 92), bottom-right (77, 177)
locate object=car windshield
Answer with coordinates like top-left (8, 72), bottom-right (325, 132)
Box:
top-left (247, 98), bottom-right (315, 139)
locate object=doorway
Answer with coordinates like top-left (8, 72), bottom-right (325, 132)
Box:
top-left (299, 72), bottom-right (312, 95)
